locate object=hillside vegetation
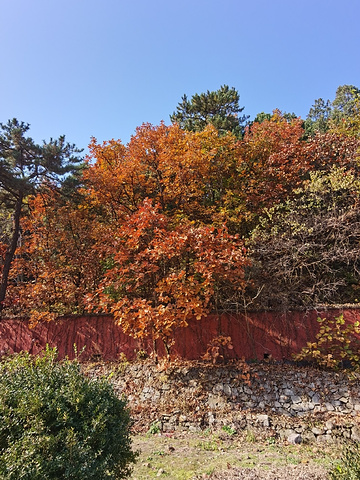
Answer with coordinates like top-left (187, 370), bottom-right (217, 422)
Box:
top-left (0, 84), bottom-right (359, 358)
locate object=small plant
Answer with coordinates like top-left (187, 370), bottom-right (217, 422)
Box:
top-left (118, 351), bottom-right (129, 363)
top-left (237, 357), bottom-right (257, 386)
top-left (73, 342), bottom-right (86, 359)
top-left (114, 352), bottom-right (130, 374)
top-left (330, 442), bottom-right (360, 479)
top-left (0, 347), bottom-right (137, 479)
top-left (202, 335), bottom-right (234, 364)
top-left (148, 421), bottom-right (161, 435)
top-left (153, 450), bottom-right (165, 456)
top-left (136, 349), bottom-right (148, 360)
top-left (197, 439), bottom-right (220, 451)
top-left (245, 429), bottom-right (256, 443)
top-left (294, 314), bottom-right (360, 370)
top-left (222, 425), bottom-right (237, 436)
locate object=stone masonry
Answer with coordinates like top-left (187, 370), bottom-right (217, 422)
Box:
top-left (84, 360), bottom-right (360, 443)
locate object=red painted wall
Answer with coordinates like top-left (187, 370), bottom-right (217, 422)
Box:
top-left (0, 308), bottom-right (359, 361)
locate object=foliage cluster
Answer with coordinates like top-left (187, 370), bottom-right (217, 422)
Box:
top-left (202, 335), bottom-right (234, 364)
top-left (0, 348), bottom-right (137, 479)
top-left (330, 442), bottom-right (360, 479)
top-left (294, 315), bottom-right (360, 370)
top-left (0, 84), bottom-right (360, 358)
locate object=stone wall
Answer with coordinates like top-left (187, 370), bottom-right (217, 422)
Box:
top-left (85, 360), bottom-right (360, 443)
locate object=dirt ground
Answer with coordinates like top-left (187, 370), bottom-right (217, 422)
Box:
top-left (130, 429), bottom-right (338, 480)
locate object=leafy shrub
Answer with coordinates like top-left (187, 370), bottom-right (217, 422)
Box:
top-left (294, 314), bottom-right (360, 370)
top-left (202, 335), bottom-right (234, 364)
top-left (0, 347), bottom-right (137, 479)
top-left (147, 422), bottom-right (161, 435)
top-left (330, 442), bottom-right (360, 479)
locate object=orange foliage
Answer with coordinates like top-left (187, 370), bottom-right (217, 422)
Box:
top-left (237, 111), bottom-right (308, 215)
top-left (6, 115), bottom-right (358, 352)
top-left (85, 199), bottom-right (248, 354)
top-left (5, 191), bottom-right (103, 323)
top-left (84, 123), bottom-right (241, 225)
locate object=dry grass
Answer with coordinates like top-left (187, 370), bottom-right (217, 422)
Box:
top-left (130, 429), bottom-right (338, 480)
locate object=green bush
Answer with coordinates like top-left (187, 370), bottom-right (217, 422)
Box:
top-left (294, 315), bottom-right (360, 371)
top-left (330, 442), bottom-right (360, 479)
top-left (0, 347), bottom-right (137, 479)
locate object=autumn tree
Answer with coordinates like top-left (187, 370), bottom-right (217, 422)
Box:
top-left (221, 110), bottom-right (309, 234)
top-left (0, 119), bottom-right (82, 315)
top-left (85, 123), bottom-right (241, 226)
top-left (85, 199), bottom-right (248, 356)
top-left (5, 123), bottom-right (246, 327)
top-left (3, 190), bottom-right (104, 322)
top-left (85, 117), bottom-right (358, 240)
top-left (170, 85), bottom-right (249, 137)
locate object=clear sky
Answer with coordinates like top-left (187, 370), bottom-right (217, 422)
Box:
top-left (1, 0), bottom-right (359, 154)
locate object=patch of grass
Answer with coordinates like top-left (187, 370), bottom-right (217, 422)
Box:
top-left (130, 431), bottom-right (336, 480)
top-left (222, 424), bottom-right (237, 436)
top-left (286, 455), bottom-right (301, 465)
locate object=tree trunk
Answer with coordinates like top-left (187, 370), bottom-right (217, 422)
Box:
top-left (0, 195), bottom-right (23, 315)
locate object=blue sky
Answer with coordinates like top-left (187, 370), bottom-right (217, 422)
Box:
top-left (1, 0), bottom-right (359, 154)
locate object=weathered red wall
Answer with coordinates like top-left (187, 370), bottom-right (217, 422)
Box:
top-left (0, 308), bottom-right (359, 361)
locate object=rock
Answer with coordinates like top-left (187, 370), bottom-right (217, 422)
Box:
top-left (288, 433), bottom-right (302, 444)
top-left (284, 388), bottom-right (294, 396)
top-left (325, 420), bottom-right (334, 431)
top-left (257, 414), bottom-right (270, 427)
top-left (280, 428), bottom-right (296, 440)
top-left (302, 431), bottom-right (316, 443)
top-left (279, 395), bottom-right (289, 402)
top-left (189, 425), bottom-right (199, 433)
top-left (208, 394), bottom-right (226, 409)
top-left (351, 426), bottom-right (360, 441)
top-left (223, 384), bottom-right (232, 396)
top-left (316, 434), bottom-right (333, 443)
top-left (208, 412), bottom-right (216, 426)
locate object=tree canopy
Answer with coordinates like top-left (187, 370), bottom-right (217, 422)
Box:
top-left (0, 119), bottom-right (83, 313)
top-left (305, 84), bottom-right (360, 136)
top-left (170, 85), bottom-right (248, 137)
